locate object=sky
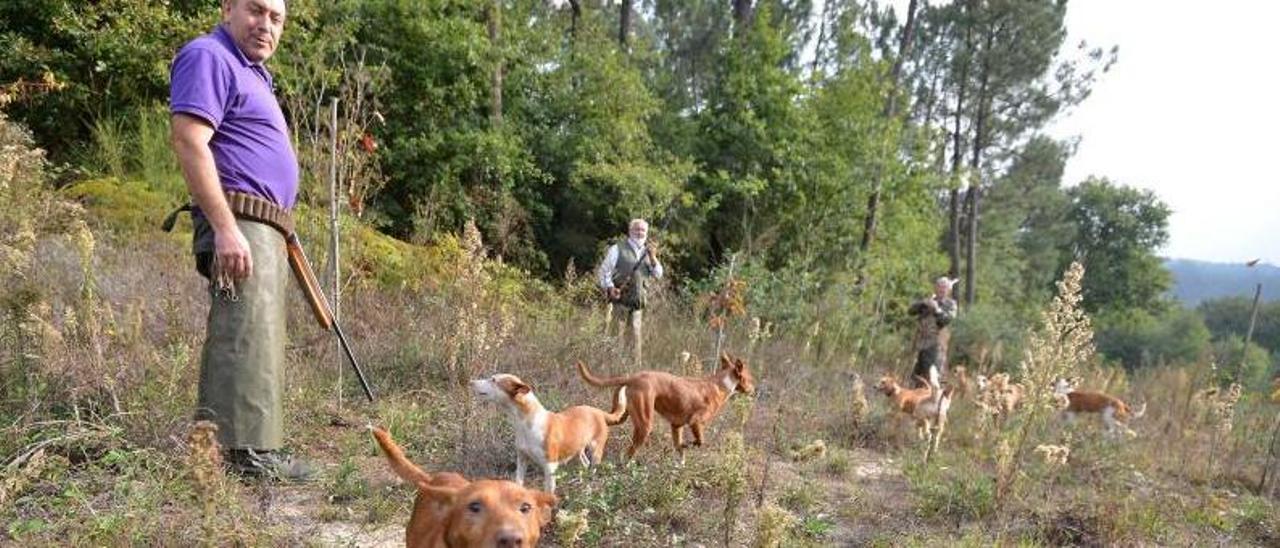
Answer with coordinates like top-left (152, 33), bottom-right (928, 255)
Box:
top-left (1045, 0), bottom-right (1280, 266)
top-left (875, 0), bottom-right (1280, 266)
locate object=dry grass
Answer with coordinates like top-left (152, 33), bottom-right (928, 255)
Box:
top-left (2, 142), bottom-right (1279, 544)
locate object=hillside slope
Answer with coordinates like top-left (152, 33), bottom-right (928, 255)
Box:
top-left (1165, 258), bottom-right (1280, 305)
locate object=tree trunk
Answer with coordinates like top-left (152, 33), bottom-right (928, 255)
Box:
top-left (964, 17), bottom-right (995, 306)
top-left (948, 3), bottom-right (975, 279)
top-left (619, 0), bottom-right (632, 48)
top-left (488, 0), bottom-right (503, 127)
top-left (964, 186), bottom-right (978, 304)
top-left (810, 0), bottom-right (833, 77)
top-left (947, 94), bottom-right (967, 279)
top-left (859, 0), bottom-right (919, 255)
top-left (568, 0), bottom-right (581, 40)
top-left (733, 0), bottom-right (753, 35)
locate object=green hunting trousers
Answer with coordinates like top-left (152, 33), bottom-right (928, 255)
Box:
top-left (609, 304), bottom-right (644, 367)
top-left (193, 220), bottom-right (287, 451)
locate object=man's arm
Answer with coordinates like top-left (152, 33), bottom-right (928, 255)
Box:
top-left (646, 244), bottom-right (663, 279)
top-left (597, 244), bottom-right (619, 289)
top-left (936, 298), bottom-right (957, 326)
top-left (171, 113), bottom-right (253, 279)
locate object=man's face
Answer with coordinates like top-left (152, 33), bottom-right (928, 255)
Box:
top-left (935, 281), bottom-right (951, 297)
top-left (629, 223), bottom-right (648, 241)
top-left (222, 0), bottom-right (286, 63)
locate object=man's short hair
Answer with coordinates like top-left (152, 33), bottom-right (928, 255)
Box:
top-left (629, 218), bottom-right (648, 231)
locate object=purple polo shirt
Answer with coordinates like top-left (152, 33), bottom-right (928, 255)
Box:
top-left (170, 25), bottom-right (298, 211)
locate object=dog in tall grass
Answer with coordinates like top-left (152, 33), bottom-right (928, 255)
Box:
top-left (576, 353), bottom-right (756, 462)
top-left (875, 370), bottom-right (954, 457)
top-left (975, 372), bottom-right (1025, 427)
top-left (372, 426), bottom-right (557, 548)
top-left (1054, 378), bottom-right (1146, 437)
top-left (471, 373), bottom-right (627, 492)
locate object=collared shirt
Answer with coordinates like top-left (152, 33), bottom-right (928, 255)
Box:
top-left (169, 25), bottom-right (299, 210)
top-left (598, 238), bottom-right (663, 289)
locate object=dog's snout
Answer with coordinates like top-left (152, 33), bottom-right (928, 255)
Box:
top-left (496, 528), bottom-right (524, 547)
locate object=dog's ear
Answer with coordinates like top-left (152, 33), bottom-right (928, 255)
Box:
top-left (733, 357), bottom-right (746, 374)
top-left (533, 490), bottom-right (558, 526)
top-left (514, 381), bottom-right (532, 396)
top-left (419, 484), bottom-right (460, 504)
top-left (719, 353), bottom-right (733, 369)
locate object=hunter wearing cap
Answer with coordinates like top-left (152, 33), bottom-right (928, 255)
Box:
top-left (169, 0), bottom-right (311, 480)
top-left (908, 276), bottom-right (959, 387)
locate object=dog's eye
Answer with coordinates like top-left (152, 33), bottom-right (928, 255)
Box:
top-left (519, 502), bottom-right (532, 514)
top-left (468, 501), bottom-right (482, 513)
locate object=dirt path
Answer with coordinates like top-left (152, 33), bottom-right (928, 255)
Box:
top-left (759, 446), bottom-right (910, 546)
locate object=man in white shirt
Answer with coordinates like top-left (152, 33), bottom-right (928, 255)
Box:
top-left (598, 218), bottom-right (664, 366)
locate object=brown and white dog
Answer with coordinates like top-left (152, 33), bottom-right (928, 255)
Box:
top-left (1054, 378), bottom-right (1146, 436)
top-left (576, 353), bottom-right (756, 462)
top-left (875, 373), bottom-right (953, 456)
top-left (371, 426), bottom-right (557, 548)
top-left (471, 373), bottom-right (627, 492)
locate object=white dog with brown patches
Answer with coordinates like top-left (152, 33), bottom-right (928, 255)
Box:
top-left (1054, 378), bottom-right (1146, 436)
top-left (471, 373), bottom-right (627, 492)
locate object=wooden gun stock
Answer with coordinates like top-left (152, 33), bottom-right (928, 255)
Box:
top-left (286, 236), bottom-right (333, 329)
top-left (285, 232), bottom-right (376, 402)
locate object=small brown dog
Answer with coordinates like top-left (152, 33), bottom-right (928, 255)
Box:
top-left (372, 427), bottom-right (557, 548)
top-left (875, 374), bottom-right (953, 457)
top-left (576, 353), bottom-right (756, 462)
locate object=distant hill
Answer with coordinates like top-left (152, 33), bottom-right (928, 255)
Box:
top-left (1164, 258), bottom-right (1280, 306)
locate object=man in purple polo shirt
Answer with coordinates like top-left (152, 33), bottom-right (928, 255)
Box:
top-left (170, 0), bottom-right (310, 480)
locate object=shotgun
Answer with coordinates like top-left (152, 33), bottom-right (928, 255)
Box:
top-left (285, 232), bottom-right (376, 402)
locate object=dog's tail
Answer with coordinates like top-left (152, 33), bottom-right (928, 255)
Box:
top-left (371, 426), bottom-right (434, 489)
top-left (576, 360), bottom-right (631, 388)
top-left (604, 386), bottom-right (629, 426)
top-left (912, 374), bottom-right (934, 393)
top-left (938, 385), bottom-right (955, 417)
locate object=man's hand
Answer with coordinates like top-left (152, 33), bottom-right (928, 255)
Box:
top-left (605, 287), bottom-right (621, 301)
top-left (173, 113), bottom-right (254, 280)
top-left (215, 225), bottom-right (254, 279)
top-left (646, 242), bottom-right (659, 267)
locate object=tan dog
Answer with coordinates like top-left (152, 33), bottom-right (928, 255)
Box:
top-left (875, 374), bottom-right (953, 457)
top-left (372, 426), bottom-right (557, 548)
top-left (975, 373), bottom-right (1024, 426)
top-left (1054, 378), bottom-right (1146, 436)
top-left (471, 373), bottom-right (627, 492)
top-left (576, 353), bottom-right (756, 462)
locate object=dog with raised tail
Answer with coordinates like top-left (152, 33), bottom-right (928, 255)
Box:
top-left (471, 373), bottom-right (627, 492)
top-left (1054, 378), bottom-right (1146, 437)
top-left (875, 370), bottom-right (954, 458)
top-left (576, 353), bottom-right (756, 463)
top-left (371, 426), bottom-right (557, 548)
